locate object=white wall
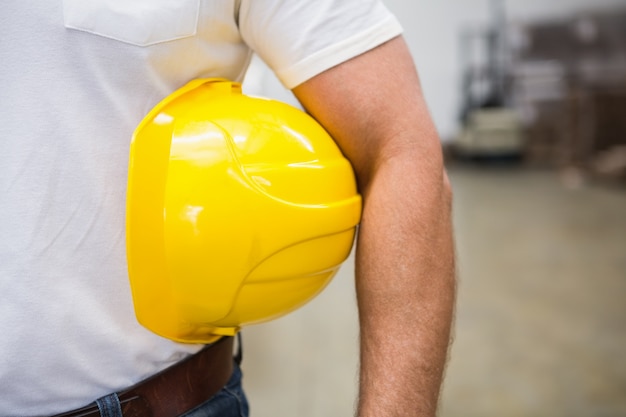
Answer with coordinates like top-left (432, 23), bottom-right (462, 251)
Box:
top-left (244, 0), bottom-right (626, 141)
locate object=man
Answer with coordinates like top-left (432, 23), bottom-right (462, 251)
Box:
top-left (0, 1), bottom-right (455, 416)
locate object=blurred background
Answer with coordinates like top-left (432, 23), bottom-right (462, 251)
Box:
top-left (240, 0), bottom-right (626, 416)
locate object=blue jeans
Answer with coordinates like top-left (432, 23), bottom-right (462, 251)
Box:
top-left (96, 362), bottom-right (249, 417)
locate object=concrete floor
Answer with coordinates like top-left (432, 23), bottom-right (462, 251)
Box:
top-left (241, 165), bottom-right (626, 417)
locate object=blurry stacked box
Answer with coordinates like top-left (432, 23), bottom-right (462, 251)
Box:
top-left (510, 7), bottom-right (626, 181)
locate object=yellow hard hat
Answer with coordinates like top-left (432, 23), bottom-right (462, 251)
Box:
top-left (126, 79), bottom-right (362, 343)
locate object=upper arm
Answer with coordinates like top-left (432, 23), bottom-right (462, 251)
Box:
top-left (292, 36), bottom-right (444, 194)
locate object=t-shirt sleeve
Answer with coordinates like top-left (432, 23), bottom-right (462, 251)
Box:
top-left (238, 0), bottom-right (403, 89)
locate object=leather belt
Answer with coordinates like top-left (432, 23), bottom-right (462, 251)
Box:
top-left (52, 336), bottom-right (234, 417)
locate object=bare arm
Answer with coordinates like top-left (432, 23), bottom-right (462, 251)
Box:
top-left (293, 36), bottom-right (456, 416)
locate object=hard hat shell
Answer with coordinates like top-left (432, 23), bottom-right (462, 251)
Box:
top-left (126, 79), bottom-right (362, 343)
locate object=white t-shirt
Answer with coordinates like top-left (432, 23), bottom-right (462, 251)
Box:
top-left (0, 0), bottom-right (401, 414)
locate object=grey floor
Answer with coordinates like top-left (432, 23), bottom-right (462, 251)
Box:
top-left (241, 165), bottom-right (626, 417)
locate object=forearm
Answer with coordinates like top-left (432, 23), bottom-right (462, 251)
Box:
top-left (355, 150), bottom-right (455, 416)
